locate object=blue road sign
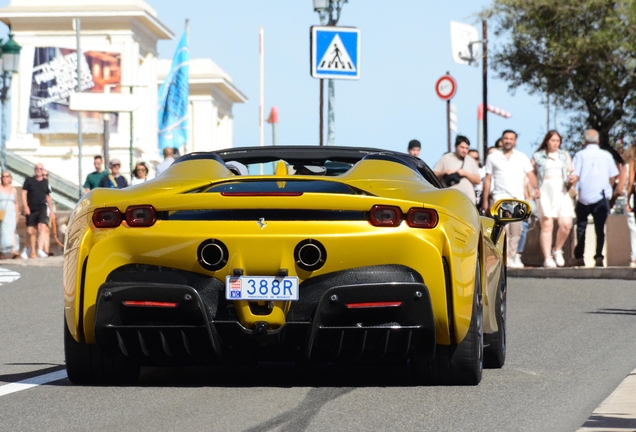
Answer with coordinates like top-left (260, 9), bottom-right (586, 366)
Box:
top-left (311, 26), bottom-right (361, 80)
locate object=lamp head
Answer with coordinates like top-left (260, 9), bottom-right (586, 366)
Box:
top-left (1, 34), bottom-right (22, 74)
top-left (313, 0), bottom-right (330, 12)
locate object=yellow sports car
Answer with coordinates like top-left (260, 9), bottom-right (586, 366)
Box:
top-left (63, 146), bottom-right (529, 385)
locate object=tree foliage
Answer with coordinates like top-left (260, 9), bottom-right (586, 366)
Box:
top-left (484, 0), bottom-right (636, 152)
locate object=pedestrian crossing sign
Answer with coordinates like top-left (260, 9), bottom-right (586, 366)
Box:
top-left (311, 26), bottom-right (361, 80)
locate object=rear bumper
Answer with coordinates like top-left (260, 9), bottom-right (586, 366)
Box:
top-left (93, 265), bottom-right (436, 365)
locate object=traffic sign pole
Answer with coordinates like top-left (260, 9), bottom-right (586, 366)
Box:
top-left (447, 99), bottom-right (451, 152)
top-left (435, 73), bottom-right (457, 153)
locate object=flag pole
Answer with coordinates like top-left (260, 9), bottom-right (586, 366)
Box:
top-left (259, 27), bottom-right (265, 148)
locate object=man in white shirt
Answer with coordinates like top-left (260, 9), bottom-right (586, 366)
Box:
top-left (433, 136), bottom-right (481, 204)
top-left (156, 147), bottom-right (175, 176)
top-left (481, 130), bottom-right (539, 268)
top-left (570, 129), bottom-right (619, 267)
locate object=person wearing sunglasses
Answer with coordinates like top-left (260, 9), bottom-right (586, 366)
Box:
top-left (21, 163), bottom-right (54, 259)
top-left (131, 162), bottom-right (150, 185)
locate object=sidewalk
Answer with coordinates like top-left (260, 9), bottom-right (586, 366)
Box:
top-left (508, 266), bottom-right (636, 280)
top-left (0, 255), bottom-right (63, 267)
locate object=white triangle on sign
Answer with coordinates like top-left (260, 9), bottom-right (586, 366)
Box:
top-left (317, 34), bottom-right (356, 72)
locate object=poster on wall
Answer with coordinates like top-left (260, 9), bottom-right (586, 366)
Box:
top-left (28, 47), bottom-right (121, 134)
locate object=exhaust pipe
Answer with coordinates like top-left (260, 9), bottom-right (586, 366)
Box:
top-left (294, 239), bottom-right (326, 271)
top-left (197, 239), bottom-right (228, 271)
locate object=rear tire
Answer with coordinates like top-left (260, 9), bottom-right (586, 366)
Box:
top-left (413, 260), bottom-right (483, 385)
top-left (484, 264), bottom-right (506, 368)
top-left (64, 316), bottom-right (140, 385)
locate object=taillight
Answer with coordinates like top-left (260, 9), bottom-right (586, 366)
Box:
top-left (406, 208), bottom-right (438, 228)
top-left (92, 207), bottom-right (122, 228)
top-left (369, 205), bottom-right (402, 227)
top-left (126, 205), bottom-right (156, 227)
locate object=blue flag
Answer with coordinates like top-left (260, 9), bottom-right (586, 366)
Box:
top-left (158, 31), bottom-right (189, 151)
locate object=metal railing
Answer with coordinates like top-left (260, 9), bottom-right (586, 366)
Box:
top-left (6, 152), bottom-right (79, 210)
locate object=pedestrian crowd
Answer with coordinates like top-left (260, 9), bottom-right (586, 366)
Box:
top-left (413, 127), bottom-right (636, 269)
top-left (0, 147), bottom-right (181, 260)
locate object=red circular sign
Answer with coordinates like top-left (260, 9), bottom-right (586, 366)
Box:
top-left (435, 75), bottom-right (457, 100)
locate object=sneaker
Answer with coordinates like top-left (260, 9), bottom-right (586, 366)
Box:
top-left (553, 250), bottom-right (565, 267)
top-left (36, 249), bottom-right (48, 258)
top-left (508, 253), bottom-right (524, 269)
top-left (570, 257), bottom-right (585, 267)
top-left (595, 257), bottom-right (604, 267)
top-left (544, 257), bottom-right (557, 268)
top-left (20, 248), bottom-right (28, 260)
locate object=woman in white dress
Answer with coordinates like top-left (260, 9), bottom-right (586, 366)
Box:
top-left (531, 130), bottom-right (575, 268)
top-left (0, 171), bottom-right (20, 258)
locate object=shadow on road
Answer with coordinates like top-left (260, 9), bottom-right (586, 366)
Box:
top-left (137, 362), bottom-right (416, 388)
top-left (588, 308), bottom-right (636, 316)
top-left (0, 364), bottom-right (65, 383)
top-left (242, 387), bottom-right (355, 432)
top-left (581, 414), bottom-right (636, 429)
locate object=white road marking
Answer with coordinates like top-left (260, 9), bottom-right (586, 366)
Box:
top-left (0, 369), bottom-right (67, 397)
top-left (0, 267), bottom-right (20, 286)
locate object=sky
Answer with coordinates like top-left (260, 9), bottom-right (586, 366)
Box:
top-left (1, 0), bottom-right (561, 168)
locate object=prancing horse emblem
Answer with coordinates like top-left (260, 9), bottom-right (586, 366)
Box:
top-left (257, 218), bottom-right (267, 229)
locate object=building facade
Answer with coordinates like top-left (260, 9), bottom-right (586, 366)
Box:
top-left (0, 0), bottom-right (245, 193)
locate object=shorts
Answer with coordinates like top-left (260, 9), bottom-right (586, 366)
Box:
top-left (26, 210), bottom-right (49, 228)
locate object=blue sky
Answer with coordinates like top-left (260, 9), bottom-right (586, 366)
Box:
top-left (2, 0), bottom-right (561, 167)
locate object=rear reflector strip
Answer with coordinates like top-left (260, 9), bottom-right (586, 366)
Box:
top-left (220, 192), bottom-right (303, 197)
top-left (345, 301), bottom-right (402, 309)
top-left (123, 301), bottom-right (178, 308)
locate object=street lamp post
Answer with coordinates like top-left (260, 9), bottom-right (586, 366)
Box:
top-left (0, 34), bottom-right (22, 172)
top-left (313, 0), bottom-right (347, 146)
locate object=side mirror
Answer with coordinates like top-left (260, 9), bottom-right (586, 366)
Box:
top-left (491, 199), bottom-right (532, 223)
top-left (489, 199), bottom-right (532, 244)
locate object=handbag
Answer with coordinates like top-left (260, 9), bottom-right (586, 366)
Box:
top-left (442, 159), bottom-right (465, 187)
top-left (0, 209), bottom-right (5, 221)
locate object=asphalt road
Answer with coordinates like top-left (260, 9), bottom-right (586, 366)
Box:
top-left (1, 266), bottom-right (635, 432)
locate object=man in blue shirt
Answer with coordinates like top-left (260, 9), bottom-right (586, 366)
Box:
top-left (99, 158), bottom-right (128, 189)
top-left (570, 129), bottom-right (619, 267)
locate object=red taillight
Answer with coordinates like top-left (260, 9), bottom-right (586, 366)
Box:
top-left (369, 205), bottom-right (402, 227)
top-left (126, 205), bottom-right (156, 227)
top-left (92, 207), bottom-right (122, 228)
top-left (346, 301), bottom-right (402, 309)
top-left (123, 301), bottom-right (177, 308)
top-left (406, 208), bottom-right (438, 228)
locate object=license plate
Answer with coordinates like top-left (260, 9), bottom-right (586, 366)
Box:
top-left (225, 276), bottom-right (299, 301)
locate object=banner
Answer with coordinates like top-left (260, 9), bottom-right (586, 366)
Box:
top-left (158, 31), bottom-right (189, 151)
top-left (28, 47), bottom-right (121, 134)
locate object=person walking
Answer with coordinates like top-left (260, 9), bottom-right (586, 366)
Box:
top-left (99, 158), bottom-right (129, 189)
top-left (481, 130), bottom-right (539, 268)
top-left (131, 162), bottom-right (150, 185)
top-left (21, 163), bottom-right (54, 259)
top-left (531, 130), bottom-right (575, 268)
top-left (407, 140), bottom-right (421, 158)
top-left (433, 135), bottom-right (481, 204)
top-left (83, 155), bottom-right (108, 194)
top-left (614, 145), bottom-right (636, 268)
top-left (0, 171), bottom-right (20, 259)
top-left (570, 129), bottom-right (619, 267)
top-left (156, 147), bottom-right (176, 176)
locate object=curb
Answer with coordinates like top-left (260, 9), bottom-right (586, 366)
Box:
top-left (0, 255), bottom-right (63, 267)
top-left (578, 368), bottom-right (636, 431)
top-left (508, 266), bottom-right (636, 280)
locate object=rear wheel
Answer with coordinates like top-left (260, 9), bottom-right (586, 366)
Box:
top-left (484, 264), bottom-right (506, 368)
top-left (413, 260), bottom-right (483, 385)
top-left (64, 316), bottom-right (140, 385)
